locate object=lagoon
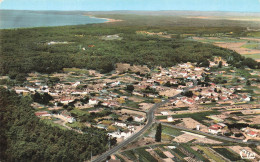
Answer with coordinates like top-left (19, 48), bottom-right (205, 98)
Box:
top-left (0, 10), bottom-right (107, 29)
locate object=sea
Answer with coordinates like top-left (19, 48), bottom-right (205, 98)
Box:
top-left (0, 10), bottom-right (107, 29)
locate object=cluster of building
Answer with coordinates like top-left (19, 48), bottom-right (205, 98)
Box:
top-left (8, 57), bottom-right (259, 142)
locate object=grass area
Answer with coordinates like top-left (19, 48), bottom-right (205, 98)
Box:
top-left (41, 119), bottom-right (67, 130)
top-left (243, 53), bottom-right (260, 60)
top-left (171, 107), bottom-right (189, 111)
top-left (181, 144), bottom-right (210, 162)
top-left (157, 110), bottom-right (220, 126)
top-left (122, 150), bottom-right (137, 161)
top-left (154, 148), bottom-right (168, 158)
top-left (197, 146), bottom-right (224, 162)
top-left (70, 109), bottom-right (89, 116)
top-left (213, 147), bottom-right (241, 161)
top-left (241, 43), bottom-right (260, 50)
top-left (115, 154), bottom-right (125, 162)
top-left (162, 125), bottom-right (184, 136)
top-left (122, 100), bottom-right (140, 109)
top-left (247, 31), bottom-right (260, 37)
top-left (161, 134), bottom-right (174, 141)
top-left (134, 148), bottom-right (158, 162)
top-left (172, 148), bottom-right (187, 158)
top-left (66, 122), bottom-right (84, 129)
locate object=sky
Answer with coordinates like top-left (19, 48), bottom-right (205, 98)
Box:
top-left (0, 0), bottom-right (260, 12)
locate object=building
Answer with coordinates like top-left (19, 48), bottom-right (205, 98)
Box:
top-left (134, 115), bottom-right (145, 122)
top-left (167, 116), bottom-right (173, 122)
top-left (208, 124), bottom-right (224, 134)
top-left (89, 99), bottom-right (99, 105)
top-left (114, 122), bottom-right (127, 127)
top-left (247, 131), bottom-right (258, 138)
top-left (35, 111), bottom-right (51, 117)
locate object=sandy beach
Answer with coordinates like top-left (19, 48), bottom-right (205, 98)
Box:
top-left (85, 15), bottom-right (123, 23)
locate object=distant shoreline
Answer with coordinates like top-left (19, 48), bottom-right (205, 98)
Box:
top-left (85, 15), bottom-right (123, 23)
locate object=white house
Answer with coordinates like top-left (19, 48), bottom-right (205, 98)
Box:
top-left (60, 99), bottom-right (74, 105)
top-left (167, 116), bottom-right (173, 122)
top-left (72, 81), bottom-right (81, 87)
top-left (134, 115), bottom-right (145, 122)
top-left (208, 124), bottom-right (223, 134)
top-left (115, 122), bottom-right (127, 127)
top-left (108, 130), bottom-right (132, 139)
top-left (247, 131), bottom-right (258, 138)
top-left (66, 116), bottom-right (76, 123)
top-left (161, 111), bottom-right (169, 115)
top-left (89, 99), bottom-right (99, 105)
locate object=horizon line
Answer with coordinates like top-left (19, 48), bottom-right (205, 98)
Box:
top-left (1, 9), bottom-right (260, 13)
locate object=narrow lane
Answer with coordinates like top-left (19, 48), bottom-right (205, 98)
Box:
top-left (92, 82), bottom-right (197, 162)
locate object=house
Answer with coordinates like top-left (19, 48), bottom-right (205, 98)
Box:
top-left (35, 111), bottom-right (51, 117)
top-left (89, 99), bottom-right (99, 105)
top-left (167, 116), bottom-right (173, 122)
top-left (108, 129), bottom-right (133, 139)
top-left (60, 99), bottom-right (74, 105)
top-left (114, 122), bottom-right (127, 127)
top-left (208, 124), bottom-right (224, 134)
top-left (96, 124), bottom-right (107, 130)
top-left (134, 115), bottom-right (145, 122)
top-left (72, 81), bottom-right (80, 87)
top-left (242, 95), bottom-right (251, 102)
top-left (247, 131), bottom-right (258, 138)
top-left (66, 116), bottom-right (76, 123)
top-left (161, 111), bottom-right (169, 115)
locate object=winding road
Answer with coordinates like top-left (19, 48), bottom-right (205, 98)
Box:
top-left (92, 82), bottom-right (196, 162)
top-left (92, 80), bottom-right (259, 162)
top-left (161, 123), bottom-right (260, 146)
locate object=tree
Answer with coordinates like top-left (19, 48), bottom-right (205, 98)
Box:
top-left (47, 77), bottom-right (60, 86)
top-left (126, 85), bottom-right (134, 92)
top-left (127, 116), bottom-right (133, 122)
top-left (182, 91), bottom-right (193, 97)
top-left (218, 61), bottom-right (222, 68)
top-left (15, 73), bottom-right (27, 83)
top-left (205, 75), bottom-right (210, 82)
top-left (246, 80), bottom-right (251, 86)
top-left (155, 123), bottom-right (162, 142)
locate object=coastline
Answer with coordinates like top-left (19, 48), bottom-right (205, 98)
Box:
top-left (85, 15), bottom-right (123, 23)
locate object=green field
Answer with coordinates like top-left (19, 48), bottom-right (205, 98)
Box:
top-left (135, 148), bottom-right (158, 162)
top-left (122, 150), bottom-right (137, 161)
top-left (197, 146), bottom-right (224, 162)
top-left (1, 13), bottom-right (260, 78)
top-left (162, 125), bottom-right (184, 136)
top-left (243, 53), bottom-right (260, 60)
top-left (213, 148), bottom-right (241, 161)
top-left (241, 43), bottom-right (260, 50)
top-left (157, 111), bottom-right (220, 126)
top-left (154, 148), bottom-right (168, 159)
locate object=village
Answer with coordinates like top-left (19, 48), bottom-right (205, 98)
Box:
top-left (5, 56), bottom-right (260, 146)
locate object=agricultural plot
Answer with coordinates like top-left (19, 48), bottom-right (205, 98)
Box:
top-left (135, 148), bottom-right (158, 162)
top-left (213, 147), bottom-right (241, 161)
top-left (156, 111), bottom-right (220, 126)
top-left (197, 146), bottom-right (224, 162)
top-left (162, 125), bottom-right (184, 136)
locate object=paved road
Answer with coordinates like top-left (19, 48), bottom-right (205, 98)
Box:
top-left (161, 123), bottom-right (260, 146)
top-left (92, 81), bottom-right (197, 162)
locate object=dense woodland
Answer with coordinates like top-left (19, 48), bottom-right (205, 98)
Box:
top-left (0, 15), bottom-right (259, 78)
top-left (0, 87), bottom-right (109, 161)
top-left (1, 14), bottom-right (260, 161)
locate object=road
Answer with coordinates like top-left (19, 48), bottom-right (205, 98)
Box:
top-left (92, 81), bottom-right (197, 162)
top-left (161, 123), bottom-right (260, 146)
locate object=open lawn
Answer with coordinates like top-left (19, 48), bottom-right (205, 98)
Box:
top-left (135, 148), bottom-right (158, 162)
top-left (162, 125), bottom-right (184, 136)
top-left (213, 147), bottom-right (241, 161)
top-left (197, 146), bottom-right (224, 162)
top-left (157, 111), bottom-right (220, 126)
